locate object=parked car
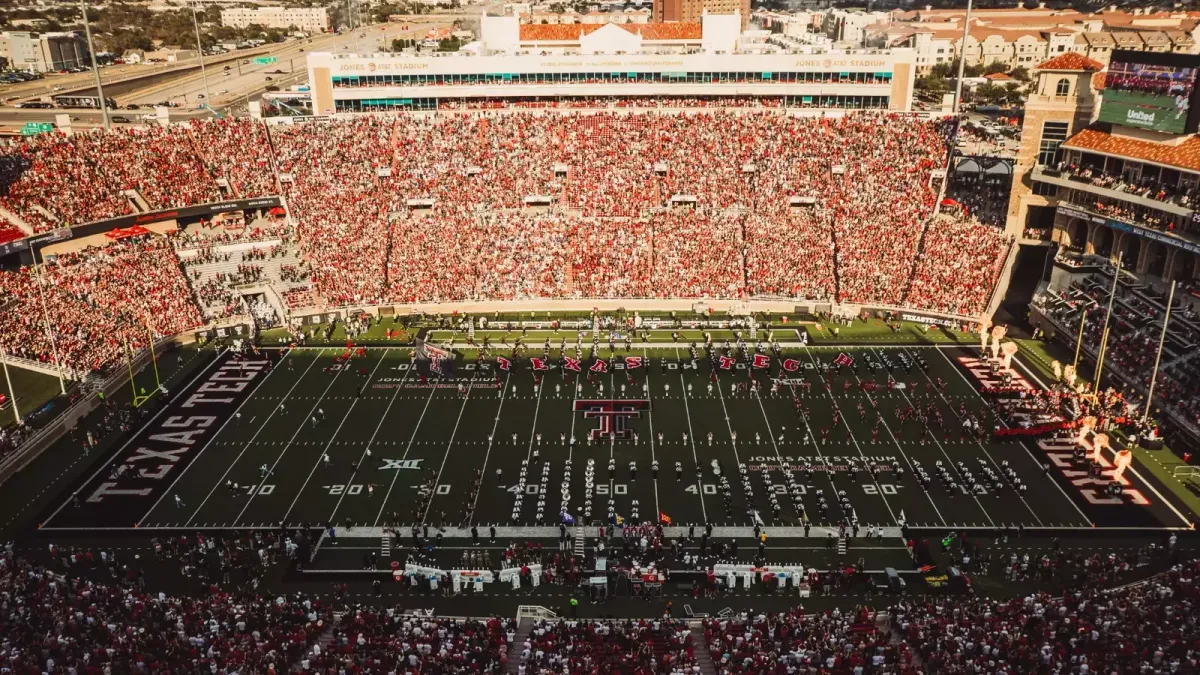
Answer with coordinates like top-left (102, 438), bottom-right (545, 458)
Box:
top-left (111, 115), bottom-right (131, 123)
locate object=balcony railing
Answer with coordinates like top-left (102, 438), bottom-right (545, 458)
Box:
top-left (1032, 165), bottom-right (1197, 219)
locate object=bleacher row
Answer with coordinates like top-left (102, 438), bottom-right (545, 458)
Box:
top-left (1033, 268), bottom-right (1200, 435)
top-left (0, 112), bottom-right (1011, 375)
top-left (2, 540), bottom-right (1198, 674)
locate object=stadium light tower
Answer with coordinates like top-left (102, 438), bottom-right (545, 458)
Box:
top-left (1143, 281), bottom-right (1176, 424)
top-left (79, 0), bottom-right (110, 130)
top-left (191, 0), bottom-right (213, 108)
top-left (952, 0), bottom-right (973, 115)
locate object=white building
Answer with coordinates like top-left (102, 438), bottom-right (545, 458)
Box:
top-left (305, 13), bottom-right (916, 115)
top-left (0, 31), bottom-right (86, 72)
top-left (221, 7), bottom-right (330, 33)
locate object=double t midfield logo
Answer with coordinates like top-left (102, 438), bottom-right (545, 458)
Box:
top-left (573, 399), bottom-right (651, 440)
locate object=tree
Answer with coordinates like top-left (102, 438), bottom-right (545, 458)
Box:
top-left (437, 36), bottom-right (461, 51)
top-left (930, 60), bottom-right (956, 79)
top-left (1009, 65), bottom-right (1031, 82)
top-left (984, 60), bottom-right (1009, 75)
top-left (550, 2), bottom-right (567, 12)
top-left (915, 74), bottom-right (950, 92)
top-left (1003, 82), bottom-right (1025, 105)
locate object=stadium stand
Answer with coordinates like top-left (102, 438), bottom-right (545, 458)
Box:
top-left (1, 537), bottom-right (1196, 674)
top-left (0, 113), bottom-right (1013, 375)
top-left (1034, 271), bottom-right (1200, 434)
top-left (0, 237), bottom-right (201, 376)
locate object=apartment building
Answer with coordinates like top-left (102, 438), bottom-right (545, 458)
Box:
top-left (221, 7), bottom-right (330, 33)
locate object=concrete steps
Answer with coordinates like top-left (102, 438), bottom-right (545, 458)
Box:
top-left (506, 621), bottom-right (533, 674)
top-left (691, 624), bottom-right (718, 675)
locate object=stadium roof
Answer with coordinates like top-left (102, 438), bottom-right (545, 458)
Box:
top-left (1036, 53), bottom-right (1103, 72)
top-left (518, 22), bottom-right (702, 41)
top-left (1063, 127), bottom-right (1200, 173)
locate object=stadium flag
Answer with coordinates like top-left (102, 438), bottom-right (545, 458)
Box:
top-left (415, 339), bottom-right (455, 378)
top-left (833, 352), bottom-right (855, 368)
top-left (782, 358), bottom-right (801, 372)
top-left (752, 510), bottom-right (765, 527)
top-left (718, 355), bottom-right (735, 370)
top-left (530, 358), bottom-right (550, 371)
top-left (624, 356), bottom-right (643, 369)
top-left (659, 512), bottom-right (672, 525)
top-left (752, 353), bottom-right (771, 369)
top-left (589, 358), bottom-right (609, 373)
top-left (562, 512), bottom-right (576, 525)
top-left (563, 357), bottom-right (582, 372)
top-left (496, 356), bottom-right (511, 371)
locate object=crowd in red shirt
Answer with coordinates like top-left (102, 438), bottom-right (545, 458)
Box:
top-left (0, 113), bottom-right (1012, 374)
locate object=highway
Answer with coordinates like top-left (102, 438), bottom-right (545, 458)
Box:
top-left (0, 18), bottom-right (453, 126)
top-left (128, 21), bottom-right (440, 113)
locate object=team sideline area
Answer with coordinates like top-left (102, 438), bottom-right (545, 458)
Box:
top-left (38, 332), bottom-right (1191, 535)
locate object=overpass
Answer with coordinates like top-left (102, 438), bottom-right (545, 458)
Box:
top-left (49, 49), bottom-right (271, 103)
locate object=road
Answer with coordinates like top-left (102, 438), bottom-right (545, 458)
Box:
top-left (129, 21), bottom-right (441, 112)
top-left (0, 19), bottom-right (451, 125)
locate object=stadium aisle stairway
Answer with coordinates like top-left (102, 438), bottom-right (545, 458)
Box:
top-left (506, 621), bottom-right (534, 674)
top-left (691, 625), bottom-right (718, 675)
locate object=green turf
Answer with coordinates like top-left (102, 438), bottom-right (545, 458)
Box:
top-left (0, 365), bottom-right (65, 430)
top-left (116, 342), bottom-right (1119, 532)
top-left (262, 317), bottom-right (979, 348)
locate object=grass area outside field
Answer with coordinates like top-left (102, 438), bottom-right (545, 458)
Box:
top-left (261, 317), bottom-right (981, 348)
top-left (0, 365), bottom-right (65, 431)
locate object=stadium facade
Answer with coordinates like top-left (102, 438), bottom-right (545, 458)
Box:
top-left (1010, 51), bottom-right (1200, 287)
top-left (306, 13), bottom-right (917, 114)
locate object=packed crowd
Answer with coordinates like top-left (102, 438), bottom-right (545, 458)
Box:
top-left (518, 618), bottom-right (696, 674)
top-left (705, 606), bottom-right (902, 673)
top-left (0, 529), bottom-right (1197, 675)
top-left (302, 610), bottom-right (515, 673)
top-left (890, 556), bottom-right (1200, 674)
top-left (0, 551), bottom-right (332, 674)
top-left (0, 112), bottom-right (1014, 373)
top-left (0, 236), bottom-right (202, 374)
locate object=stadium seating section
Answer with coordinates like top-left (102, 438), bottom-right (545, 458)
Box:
top-left (0, 113), bottom-right (1013, 375)
top-left (1, 544), bottom-right (1197, 673)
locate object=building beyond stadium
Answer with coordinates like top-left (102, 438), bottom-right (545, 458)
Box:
top-left (305, 13), bottom-right (916, 114)
top-left (1009, 50), bottom-right (1200, 286)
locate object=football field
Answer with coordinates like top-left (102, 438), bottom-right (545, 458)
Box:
top-left (37, 339), bottom-right (1195, 534)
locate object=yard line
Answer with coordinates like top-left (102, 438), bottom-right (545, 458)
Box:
top-left (775, 368), bottom-right (848, 526)
top-left (279, 348), bottom-right (392, 525)
top-left (643, 347), bottom-right (660, 520)
top-left (373, 364), bottom-right (439, 526)
top-left (608, 351), bottom-right (617, 522)
top-left (326, 349), bottom-right (413, 526)
top-left (40, 348), bottom-right (229, 528)
top-left (419, 382), bottom-right (475, 526)
top-left (867, 351), bottom-right (994, 527)
top-left (141, 351), bottom-right (285, 525)
top-left (231, 349), bottom-right (365, 525)
top-left (675, 347), bottom-right (708, 524)
top-left (816, 348), bottom-right (945, 526)
top-left (710, 366), bottom-right (752, 522)
top-left (799, 345), bottom-right (899, 526)
top-left (893, 346), bottom-right (1040, 526)
top-left (465, 371), bottom-right (511, 527)
top-left (184, 349), bottom-right (325, 527)
top-left (934, 346), bottom-right (1092, 526)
